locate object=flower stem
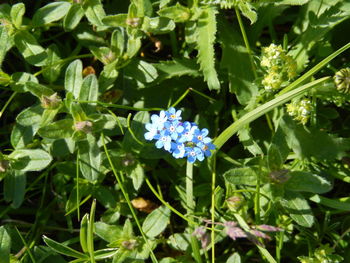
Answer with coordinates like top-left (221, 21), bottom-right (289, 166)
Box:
top-left (186, 161), bottom-right (202, 263)
top-left (211, 157), bottom-right (217, 263)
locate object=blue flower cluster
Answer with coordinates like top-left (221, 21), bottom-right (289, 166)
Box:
top-left (144, 108), bottom-right (215, 163)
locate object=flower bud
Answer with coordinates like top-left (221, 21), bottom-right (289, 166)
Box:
top-left (74, 120), bottom-right (93, 133)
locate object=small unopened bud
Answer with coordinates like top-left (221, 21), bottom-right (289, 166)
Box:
top-left (102, 51), bottom-right (116, 64)
top-left (82, 66), bottom-right (96, 77)
top-left (154, 40), bottom-right (162, 52)
top-left (226, 195), bottom-right (244, 211)
top-left (126, 17), bottom-right (140, 27)
top-left (74, 120), bottom-right (93, 133)
top-left (0, 160), bottom-right (9, 173)
top-left (121, 239), bottom-right (137, 250)
top-left (122, 153), bottom-right (135, 167)
top-left (41, 93), bottom-right (61, 109)
top-left (269, 169), bottom-right (290, 183)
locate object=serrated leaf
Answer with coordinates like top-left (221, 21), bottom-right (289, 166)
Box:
top-left (153, 58), bottom-right (201, 83)
top-left (279, 191), bottom-right (314, 227)
top-left (38, 119), bottom-right (74, 139)
top-left (14, 31), bottom-right (47, 66)
top-left (142, 206), bottom-right (171, 238)
top-left (195, 7), bottom-right (220, 90)
top-left (78, 135), bottom-right (101, 182)
top-left (0, 226), bottom-right (11, 263)
top-left (9, 149), bottom-right (52, 172)
top-left (285, 171), bottom-right (332, 194)
top-left (63, 3), bottom-right (85, 31)
top-left (4, 170), bottom-right (26, 209)
top-left (33, 2), bottom-right (71, 26)
top-left (43, 235), bottom-right (87, 259)
top-left (65, 60), bottom-right (83, 99)
top-left (10, 3), bottom-right (25, 28)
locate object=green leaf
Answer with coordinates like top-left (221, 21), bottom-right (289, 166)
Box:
top-left (32, 2), bottom-right (71, 26)
top-left (11, 123), bottom-right (36, 149)
top-left (277, 0), bottom-right (310, 5)
top-left (102, 14), bottom-right (128, 27)
top-left (43, 44), bottom-right (62, 83)
top-left (219, 18), bottom-right (257, 104)
top-left (80, 214), bottom-right (89, 253)
top-left (14, 31), bottom-right (47, 66)
top-left (0, 226), bottom-right (11, 263)
top-left (130, 163), bottom-right (144, 191)
top-left (10, 3), bottom-right (25, 28)
top-left (4, 170), bottom-right (26, 209)
top-left (82, 0), bottom-right (107, 29)
top-left (195, 7), bottom-right (220, 90)
top-left (158, 3), bottom-right (191, 22)
top-left (0, 27), bottom-right (12, 68)
top-left (285, 171), bottom-right (332, 194)
top-left (16, 105), bottom-right (43, 127)
top-left (65, 60), bottom-right (83, 99)
top-left (153, 58), bottom-right (201, 84)
top-left (237, 1), bottom-right (257, 24)
top-left (142, 206), bottom-right (171, 238)
top-left (79, 74), bottom-right (98, 102)
top-left (10, 72), bottom-right (38, 93)
top-left (223, 166), bottom-right (259, 186)
top-left (9, 149), bottom-right (52, 172)
top-left (38, 119), bottom-right (74, 139)
top-left (227, 252), bottom-right (241, 263)
top-left (94, 248), bottom-right (118, 260)
top-left (280, 116), bottom-right (350, 160)
top-left (132, 0), bottom-right (153, 17)
top-left (95, 222), bottom-right (123, 243)
top-left (43, 235), bottom-right (88, 259)
top-left (142, 17), bottom-right (175, 34)
top-left (63, 3), bottom-right (85, 31)
top-left (279, 191), bottom-right (314, 227)
top-left (25, 81), bottom-right (54, 98)
top-left (122, 111), bottom-right (149, 152)
top-left (309, 195), bottom-right (350, 211)
top-left (124, 59), bottom-right (158, 85)
top-left (78, 135), bottom-right (102, 182)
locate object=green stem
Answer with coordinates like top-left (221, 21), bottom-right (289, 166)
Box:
top-left (0, 92), bottom-right (17, 119)
top-left (235, 7), bottom-right (257, 79)
top-left (214, 77), bottom-right (330, 150)
top-left (186, 162), bottom-right (202, 263)
top-left (210, 157), bottom-right (216, 263)
top-left (77, 100), bottom-right (163, 111)
top-left (102, 134), bottom-right (158, 263)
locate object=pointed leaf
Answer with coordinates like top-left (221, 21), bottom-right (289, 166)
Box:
top-left (63, 3), bottom-right (85, 31)
top-left (0, 226), bottom-right (11, 263)
top-left (4, 171), bottom-right (26, 209)
top-left (78, 135), bottom-right (101, 182)
top-left (43, 235), bottom-right (88, 259)
top-left (65, 60), bottom-right (83, 99)
top-left (142, 206), bottom-right (171, 238)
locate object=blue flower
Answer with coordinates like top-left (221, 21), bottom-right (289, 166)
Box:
top-left (144, 123), bottom-right (158, 141)
top-left (154, 130), bottom-right (172, 152)
top-left (198, 142), bottom-right (216, 157)
top-left (178, 121), bottom-right (197, 143)
top-left (165, 107), bottom-right (182, 122)
top-left (164, 120), bottom-right (184, 140)
top-left (192, 128), bottom-right (211, 144)
top-left (151, 110), bottom-right (167, 130)
top-left (185, 147), bottom-right (205, 163)
top-left (171, 141), bottom-right (186, 159)
top-left (144, 107), bottom-right (215, 163)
